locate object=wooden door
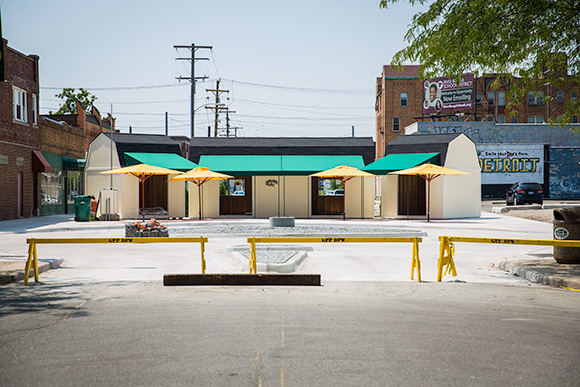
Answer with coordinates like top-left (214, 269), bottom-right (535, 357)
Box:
top-left (398, 175), bottom-right (426, 216)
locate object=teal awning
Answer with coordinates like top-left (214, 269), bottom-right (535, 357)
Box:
top-left (63, 156), bottom-right (86, 170)
top-left (124, 152), bottom-right (197, 172)
top-left (198, 155), bottom-right (366, 176)
top-left (363, 153), bottom-right (439, 174)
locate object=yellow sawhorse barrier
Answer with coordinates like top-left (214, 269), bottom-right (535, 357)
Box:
top-left (247, 236), bottom-right (422, 282)
top-left (24, 237), bottom-right (208, 285)
top-left (437, 236), bottom-right (580, 282)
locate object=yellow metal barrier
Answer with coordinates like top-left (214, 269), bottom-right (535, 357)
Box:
top-left (247, 236), bottom-right (422, 282)
top-left (437, 236), bottom-right (580, 282)
top-left (24, 237), bottom-right (208, 285)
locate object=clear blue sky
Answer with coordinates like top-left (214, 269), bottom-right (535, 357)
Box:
top-left (3, 0), bottom-right (425, 139)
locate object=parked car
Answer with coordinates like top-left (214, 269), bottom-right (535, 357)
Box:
top-left (506, 182), bottom-right (543, 205)
top-left (334, 189), bottom-right (344, 196)
top-left (232, 191), bottom-right (245, 196)
top-left (324, 190), bottom-right (335, 196)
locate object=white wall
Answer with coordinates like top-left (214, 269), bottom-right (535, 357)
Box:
top-left (345, 177), bottom-right (374, 219)
top-left (281, 176), bottom-right (309, 218)
top-left (431, 134), bottom-right (481, 219)
top-left (254, 176), bottom-right (282, 218)
top-left (168, 181), bottom-right (186, 218)
top-left (188, 180), bottom-right (219, 219)
top-left (380, 174), bottom-right (399, 218)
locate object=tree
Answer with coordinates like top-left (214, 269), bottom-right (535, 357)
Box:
top-left (380, 0), bottom-right (580, 125)
top-left (49, 88), bottom-right (97, 115)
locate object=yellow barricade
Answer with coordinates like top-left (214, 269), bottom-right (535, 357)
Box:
top-left (437, 236), bottom-right (580, 282)
top-left (24, 237), bottom-right (208, 285)
top-left (247, 236), bottom-right (422, 282)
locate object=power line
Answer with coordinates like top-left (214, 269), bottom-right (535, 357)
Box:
top-left (40, 83), bottom-right (188, 91)
top-left (221, 78), bottom-right (372, 94)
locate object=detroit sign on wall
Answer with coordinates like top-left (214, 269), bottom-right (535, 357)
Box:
top-left (477, 144), bottom-right (544, 184)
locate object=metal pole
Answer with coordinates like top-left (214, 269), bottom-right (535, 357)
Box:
top-left (165, 112), bottom-right (168, 136)
top-left (191, 43), bottom-right (195, 138)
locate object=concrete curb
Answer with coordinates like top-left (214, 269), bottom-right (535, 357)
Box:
top-left (0, 258), bottom-right (63, 285)
top-left (497, 260), bottom-right (580, 289)
top-left (163, 273), bottom-right (321, 286)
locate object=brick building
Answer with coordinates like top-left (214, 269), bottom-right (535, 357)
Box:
top-left (38, 116), bottom-right (86, 215)
top-left (375, 64), bottom-right (579, 160)
top-left (43, 100), bottom-right (114, 153)
top-left (0, 39), bottom-right (45, 220)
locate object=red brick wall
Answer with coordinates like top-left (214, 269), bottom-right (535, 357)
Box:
top-left (0, 39), bottom-right (41, 220)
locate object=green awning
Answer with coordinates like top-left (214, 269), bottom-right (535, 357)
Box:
top-left (363, 153), bottom-right (439, 174)
top-left (198, 155), bottom-right (366, 176)
top-left (63, 156), bottom-right (86, 170)
top-left (124, 152), bottom-right (197, 172)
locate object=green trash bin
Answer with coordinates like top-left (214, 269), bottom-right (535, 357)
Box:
top-left (74, 195), bottom-right (93, 222)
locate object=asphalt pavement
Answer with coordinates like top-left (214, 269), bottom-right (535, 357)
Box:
top-left (0, 206), bottom-right (579, 289)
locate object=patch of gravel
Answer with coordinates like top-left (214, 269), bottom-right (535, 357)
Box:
top-left (502, 209), bottom-right (555, 223)
top-left (169, 224), bottom-right (425, 237)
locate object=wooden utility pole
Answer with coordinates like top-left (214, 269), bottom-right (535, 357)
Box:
top-left (205, 79), bottom-right (229, 137)
top-left (174, 43), bottom-right (212, 138)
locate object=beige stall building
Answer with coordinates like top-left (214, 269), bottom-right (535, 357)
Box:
top-left (365, 133), bottom-right (481, 219)
top-left (85, 133), bottom-right (196, 219)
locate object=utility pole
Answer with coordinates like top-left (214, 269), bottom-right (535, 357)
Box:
top-left (205, 79), bottom-right (229, 137)
top-left (174, 43), bottom-right (212, 139)
top-left (224, 110), bottom-right (242, 137)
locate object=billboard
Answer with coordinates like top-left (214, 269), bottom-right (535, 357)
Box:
top-left (422, 74), bottom-right (474, 114)
top-left (477, 144), bottom-right (544, 185)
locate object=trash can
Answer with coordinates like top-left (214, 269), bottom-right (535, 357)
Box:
top-left (553, 207), bottom-right (580, 264)
top-left (74, 195), bottom-right (93, 222)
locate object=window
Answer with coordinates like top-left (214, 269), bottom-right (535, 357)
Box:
top-left (528, 91), bottom-right (544, 105)
top-left (317, 179), bottom-right (344, 196)
top-left (400, 92), bottom-right (408, 107)
top-left (572, 90), bottom-right (578, 100)
top-left (557, 90), bottom-right (564, 103)
top-left (487, 92), bottom-right (494, 106)
top-left (497, 91), bottom-right (506, 106)
top-left (41, 170), bottom-right (63, 205)
top-left (498, 116), bottom-right (505, 123)
top-left (511, 115), bottom-right (518, 123)
top-left (486, 116), bottom-right (494, 122)
top-left (572, 116), bottom-right (579, 124)
top-left (67, 171), bottom-right (82, 204)
top-left (527, 115), bottom-right (544, 123)
top-left (32, 94), bottom-right (38, 125)
top-left (13, 87), bottom-right (27, 123)
top-left (475, 91), bottom-right (483, 103)
top-left (393, 117), bottom-right (400, 132)
top-left (219, 179), bottom-right (245, 196)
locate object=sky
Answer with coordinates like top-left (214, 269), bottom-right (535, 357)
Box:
top-left (2, 0), bottom-right (426, 140)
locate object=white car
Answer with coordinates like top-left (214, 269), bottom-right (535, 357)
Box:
top-left (324, 190), bottom-right (335, 196)
top-left (232, 191), bottom-right (245, 196)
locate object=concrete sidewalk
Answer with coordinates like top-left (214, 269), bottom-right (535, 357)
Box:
top-left (0, 213), bottom-right (579, 289)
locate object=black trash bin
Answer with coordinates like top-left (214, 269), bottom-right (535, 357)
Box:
top-left (74, 195), bottom-right (93, 222)
top-left (553, 207), bottom-right (580, 264)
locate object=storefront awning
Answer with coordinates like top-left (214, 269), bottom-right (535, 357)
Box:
top-left (363, 153), bottom-right (439, 174)
top-left (63, 156), bottom-right (86, 170)
top-left (31, 150), bottom-right (52, 173)
top-left (198, 155), bottom-right (366, 176)
top-left (124, 152), bottom-right (197, 172)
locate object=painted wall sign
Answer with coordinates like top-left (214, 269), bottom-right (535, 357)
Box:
top-left (477, 144), bottom-right (544, 184)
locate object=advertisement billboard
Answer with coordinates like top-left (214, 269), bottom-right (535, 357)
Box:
top-left (422, 74), bottom-right (474, 114)
top-left (477, 144), bottom-right (544, 185)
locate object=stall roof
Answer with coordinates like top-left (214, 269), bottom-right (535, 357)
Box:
top-left (198, 155), bottom-right (366, 176)
top-left (124, 152), bottom-right (198, 171)
top-left (363, 153), bottom-right (439, 174)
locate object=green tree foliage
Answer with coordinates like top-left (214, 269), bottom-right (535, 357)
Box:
top-left (380, 0), bottom-right (580, 124)
top-left (50, 88), bottom-right (97, 115)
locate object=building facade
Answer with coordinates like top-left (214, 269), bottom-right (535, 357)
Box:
top-left (0, 39), bottom-right (44, 220)
top-left (375, 64), bottom-right (579, 160)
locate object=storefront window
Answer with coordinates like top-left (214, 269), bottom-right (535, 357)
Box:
top-left (318, 179), bottom-right (344, 196)
top-left (220, 179), bottom-right (245, 196)
top-left (41, 170), bottom-right (63, 204)
top-left (67, 171), bottom-right (82, 204)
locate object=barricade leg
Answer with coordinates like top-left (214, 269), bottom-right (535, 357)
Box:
top-left (249, 237), bottom-right (257, 274)
top-left (200, 238), bottom-right (206, 274)
top-left (437, 236), bottom-right (457, 282)
top-left (23, 243), bottom-right (34, 285)
top-left (410, 237), bottom-right (421, 283)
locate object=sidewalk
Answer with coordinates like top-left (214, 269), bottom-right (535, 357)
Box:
top-left (0, 213), bottom-right (579, 289)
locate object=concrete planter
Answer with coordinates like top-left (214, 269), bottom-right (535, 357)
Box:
top-left (269, 217), bottom-right (295, 227)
